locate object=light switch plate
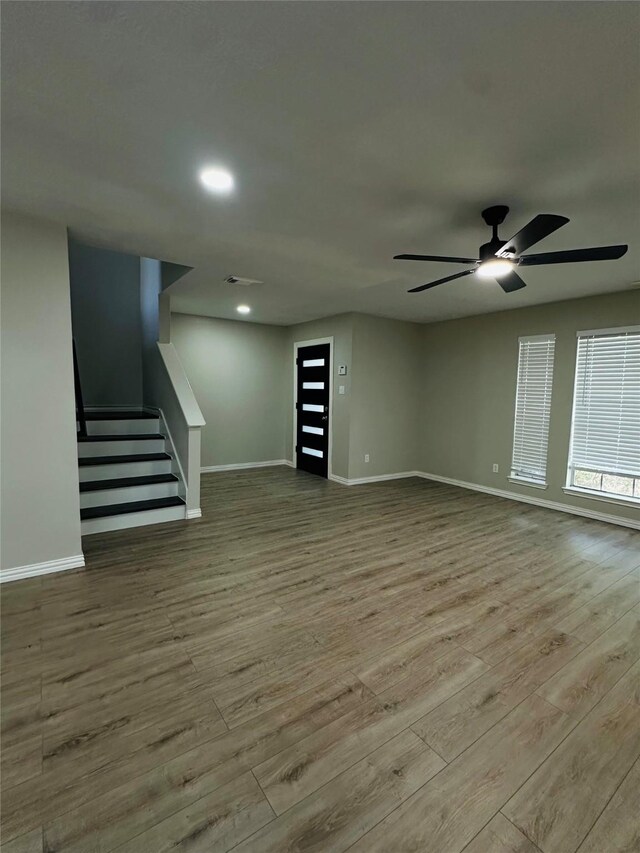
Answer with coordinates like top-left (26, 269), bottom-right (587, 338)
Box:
top-left (338, 385), bottom-right (345, 395)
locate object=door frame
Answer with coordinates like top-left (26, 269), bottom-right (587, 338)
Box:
top-left (292, 336), bottom-right (333, 479)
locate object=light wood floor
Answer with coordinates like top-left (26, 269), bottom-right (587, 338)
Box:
top-left (2, 469), bottom-right (639, 853)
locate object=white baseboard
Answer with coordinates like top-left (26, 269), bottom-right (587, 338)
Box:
top-left (0, 554), bottom-right (85, 584)
top-left (329, 471), bottom-right (419, 486)
top-left (416, 471), bottom-right (640, 531)
top-left (186, 508), bottom-right (202, 519)
top-left (202, 460), bottom-right (293, 473)
top-left (325, 468), bottom-right (638, 529)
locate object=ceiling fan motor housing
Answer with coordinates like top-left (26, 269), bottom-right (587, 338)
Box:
top-left (479, 238), bottom-right (507, 261)
top-left (479, 206), bottom-right (511, 261)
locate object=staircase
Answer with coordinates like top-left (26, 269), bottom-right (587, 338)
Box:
top-left (78, 410), bottom-right (186, 535)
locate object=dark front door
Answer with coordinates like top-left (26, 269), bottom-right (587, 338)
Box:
top-left (296, 343), bottom-right (330, 478)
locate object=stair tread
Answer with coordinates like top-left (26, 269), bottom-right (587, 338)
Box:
top-left (79, 453), bottom-right (171, 466)
top-left (80, 474), bottom-right (179, 492)
top-left (78, 433), bottom-right (164, 442)
top-left (84, 411), bottom-right (158, 420)
top-left (81, 496), bottom-right (185, 520)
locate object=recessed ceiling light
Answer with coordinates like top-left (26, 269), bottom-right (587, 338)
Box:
top-left (476, 259), bottom-right (514, 279)
top-left (236, 304), bottom-right (251, 315)
top-left (199, 166), bottom-right (234, 195)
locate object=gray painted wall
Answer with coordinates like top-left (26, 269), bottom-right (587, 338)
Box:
top-left (349, 314), bottom-right (421, 480)
top-left (172, 313), bottom-right (288, 468)
top-left (173, 291), bottom-right (638, 526)
top-left (419, 290), bottom-right (640, 524)
top-left (1, 212), bottom-right (83, 572)
top-left (171, 312), bottom-right (360, 479)
top-left (285, 313), bottom-right (421, 481)
top-left (69, 238), bottom-right (142, 407)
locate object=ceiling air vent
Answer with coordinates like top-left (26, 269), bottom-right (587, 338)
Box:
top-left (225, 275), bottom-right (263, 287)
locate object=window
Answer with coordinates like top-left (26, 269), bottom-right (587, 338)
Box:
top-left (510, 334), bottom-right (556, 486)
top-left (567, 326), bottom-right (640, 503)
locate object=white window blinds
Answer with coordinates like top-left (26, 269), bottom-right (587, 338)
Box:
top-left (511, 334), bottom-right (556, 484)
top-left (568, 327), bottom-right (640, 490)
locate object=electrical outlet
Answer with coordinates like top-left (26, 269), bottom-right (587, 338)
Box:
top-left (364, 454), bottom-right (370, 463)
top-left (492, 463), bottom-right (499, 473)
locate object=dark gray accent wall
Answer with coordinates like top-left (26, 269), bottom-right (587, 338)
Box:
top-left (69, 238), bottom-right (142, 406)
top-left (140, 257), bottom-right (161, 401)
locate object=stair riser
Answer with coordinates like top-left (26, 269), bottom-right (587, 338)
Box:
top-left (80, 481), bottom-right (179, 509)
top-left (85, 419), bottom-right (160, 436)
top-left (81, 505), bottom-right (186, 535)
top-left (79, 459), bottom-right (173, 481)
top-left (78, 439), bottom-right (165, 457)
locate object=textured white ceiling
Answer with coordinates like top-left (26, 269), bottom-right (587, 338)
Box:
top-left (2, 1), bottom-right (639, 325)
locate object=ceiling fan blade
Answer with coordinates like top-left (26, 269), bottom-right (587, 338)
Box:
top-left (497, 271), bottom-right (527, 293)
top-left (519, 245), bottom-right (628, 266)
top-left (496, 214), bottom-right (569, 257)
top-left (394, 253), bottom-right (478, 264)
top-left (408, 269), bottom-right (475, 293)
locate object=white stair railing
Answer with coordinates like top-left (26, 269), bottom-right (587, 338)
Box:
top-left (147, 342), bottom-right (205, 518)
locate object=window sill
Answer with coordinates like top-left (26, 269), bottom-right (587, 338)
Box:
top-left (563, 486), bottom-right (640, 510)
top-left (509, 476), bottom-right (548, 490)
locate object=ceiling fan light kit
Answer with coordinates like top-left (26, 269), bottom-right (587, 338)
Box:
top-left (476, 259), bottom-right (514, 279)
top-left (395, 205), bottom-right (628, 295)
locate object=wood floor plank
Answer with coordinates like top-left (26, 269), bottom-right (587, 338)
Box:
top-left (209, 655), bottom-right (353, 728)
top-left (1, 674), bottom-right (365, 844)
top-left (459, 618), bottom-right (539, 666)
top-left (412, 629), bottom-right (583, 761)
top-left (349, 694), bottom-right (573, 853)
top-left (375, 646), bottom-right (490, 726)
top-left (536, 611), bottom-right (640, 720)
top-left (554, 568), bottom-right (640, 644)
top-left (1, 469), bottom-right (638, 853)
top-left (1, 662), bottom-right (42, 718)
top-left (504, 661), bottom-right (640, 853)
top-left (233, 730), bottom-right (444, 853)
top-left (253, 698), bottom-right (396, 815)
top-left (575, 758), bottom-right (640, 853)
top-left (352, 622), bottom-right (465, 694)
top-left (0, 734), bottom-right (42, 789)
top-left (41, 687), bottom-right (227, 785)
top-left (509, 573), bottom-right (620, 639)
top-left (254, 646), bottom-right (486, 814)
top-left (464, 813), bottom-right (540, 853)
top-left (34, 675), bottom-right (367, 851)
top-left (187, 620), bottom-right (320, 674)
top-left (110, 772), bottom-right (273, 853)
top-left (40, 646), bottom-right (202, 717)
top-left (0, 828), bottom-right (43, 853)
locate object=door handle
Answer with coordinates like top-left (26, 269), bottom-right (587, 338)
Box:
top-left (322, 415), bottom-right (328, 421)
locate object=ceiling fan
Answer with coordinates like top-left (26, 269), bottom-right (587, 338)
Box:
top-left (395, 205), bottom-right (628, 293)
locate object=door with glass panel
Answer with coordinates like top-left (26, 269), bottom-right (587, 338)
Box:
top-left (296, 343), bottom-right (330, 477)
